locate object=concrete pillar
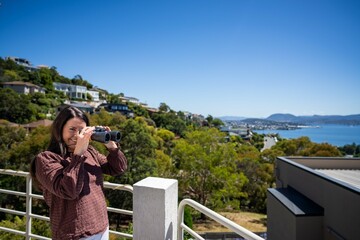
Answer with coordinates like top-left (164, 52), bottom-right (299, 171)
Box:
top-left (133, 177), bottom-right (178, 240)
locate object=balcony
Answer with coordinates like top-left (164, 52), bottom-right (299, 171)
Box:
top-left (2, 156), bottom-right (358, 240)
top-left (0, 169), bottom-right (265, 240)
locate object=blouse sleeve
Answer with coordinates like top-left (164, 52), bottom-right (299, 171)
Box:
top-left (88, 145), bottom-right (127, 176)
top-left (35, 151), bottom-right (87, 200)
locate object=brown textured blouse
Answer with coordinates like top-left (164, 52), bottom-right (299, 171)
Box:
top-left (35, 145), bottom-right (127, 240)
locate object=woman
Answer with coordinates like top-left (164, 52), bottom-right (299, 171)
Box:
top-left (30, 106), bottom-right (127, 240)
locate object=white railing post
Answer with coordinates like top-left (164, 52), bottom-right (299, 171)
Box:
top-left (25, 175), bottom-right (32, 240)
top-left (133, 177), bottom-right (178, 240)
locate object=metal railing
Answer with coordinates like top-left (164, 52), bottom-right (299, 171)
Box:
top-left (1, 169), bottom-right (265, 240)
top-left (177, 198), bottom-right (265, 240)
top-left (0, 169), bottom-right (133, 240)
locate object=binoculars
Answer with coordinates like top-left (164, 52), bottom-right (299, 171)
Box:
top-left (91, 127), bottom-right (121, 143)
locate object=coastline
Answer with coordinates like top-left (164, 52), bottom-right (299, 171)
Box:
top-left (253, 124), bottom-right (360, 147)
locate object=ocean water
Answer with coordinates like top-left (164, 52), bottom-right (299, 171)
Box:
top-left (253, 124), bottom-right (360, 147)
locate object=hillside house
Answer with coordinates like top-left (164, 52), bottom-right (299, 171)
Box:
top-left (6, 57), bottom-right (39, 71)
top-left (95, 103), bottom-right (133, 117)
top-left (22, 119), bottom-right (53, 132)
top-left (1, 81), bottom-right (46, 94)
top-left (53, 82), bottom-right (101, 101)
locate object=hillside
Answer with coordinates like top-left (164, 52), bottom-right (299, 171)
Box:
top-left (2, 57), bottom-right (359, 125)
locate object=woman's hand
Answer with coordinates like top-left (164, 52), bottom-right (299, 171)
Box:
top-left (102, 126), bottom-right (119, 150)
top-left (73, 126), bottom-right (95, 156)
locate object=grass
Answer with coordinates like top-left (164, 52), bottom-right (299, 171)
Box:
top-left (193, 211), bottom-right (267, 233)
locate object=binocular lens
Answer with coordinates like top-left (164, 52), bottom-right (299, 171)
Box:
top-left (110, 131), bottom-right (121, 142)
top-left (91, 132), bottom-right (111, 143)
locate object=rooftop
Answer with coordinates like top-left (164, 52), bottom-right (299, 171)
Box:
top-left (279, 156), bottom-right (360, 193)
top-left (315, 169), bottom-right (360, 189)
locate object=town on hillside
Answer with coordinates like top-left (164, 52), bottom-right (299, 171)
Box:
top-left (0, 56), bottom-right (208, 123)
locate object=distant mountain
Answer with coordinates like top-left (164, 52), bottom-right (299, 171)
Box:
top-left (219, 113), bottom-right (360, 125)
top-left (266, 113), bottom-right (298, 122)
top-left (267, 113), bottom-right (360, 125)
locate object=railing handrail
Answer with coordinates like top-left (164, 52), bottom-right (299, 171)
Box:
top-left (177, 198), bottom-right (265, 240)
top-left (0, 168), bottom-right (29, 177)
top-left (0, 168), bottom-right (133, 239)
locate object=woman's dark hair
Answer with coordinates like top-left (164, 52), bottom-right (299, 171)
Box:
top-left (30, 106), bottom-right (89, 189)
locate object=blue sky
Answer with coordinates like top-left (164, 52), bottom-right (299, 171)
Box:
top-left (1, 0), bottom-right (359, 118)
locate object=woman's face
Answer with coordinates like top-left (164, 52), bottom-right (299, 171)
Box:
top-left (62, 117), bottom-right (87, 152)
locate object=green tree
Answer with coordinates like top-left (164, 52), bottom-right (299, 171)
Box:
top-left (155, 149), bottom-right (173, 178)
top-left (103, 117), bottom-right (158, 228)
top-left (0, 88), bottom-right (38, 123)
top-left (234, 144), bottom-right (275, 212)
top-left (338, 143), bottom-right (360, 156)
top-left (2, 69), bottom-right (21, 81)
top-left (0, 58), bottom-right (26, 82)
top-left (261, 148), bottom-right (285, 163)
top-left (303, 142), bottom-right (342, 157)
top-left (118, 117), bottom-right (158, 184)
top-left (0, 216), bottom-right (26, 240)
top-left (0, 123), bottom-right (49, 232)
top-left (3, 125), bottom-right (50, 170)
top-left (212, 118), bottom-right (224, 128)
top-left (206, 115), bottom-right (213, 125)
top-left (73, 74), bottom-right (93, 88)
top-left (0, 125), bottom-right (27, 168)
top-left (107, 93), bottom-right (123, 104)
top-left (127, 102), bottom-right (149, 118)
top-left (90, 109), bottom-right (126, 128)
top-left (250, 132), bottom-right (265, 151)
top-left (37, 68), bottom-right (54, 90)
top-left (86, 92), bottom-right (93, 101)
top-left (159, 102), bottom-right (170, 113)
top-left (238, 156), bottom-right (274, 213)
top-left (271, 136), bottom-right (342, 157)
top-left (152, 111), bottom-right (187, 137)
top-left (172, 128), bottom-right (247, 210)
